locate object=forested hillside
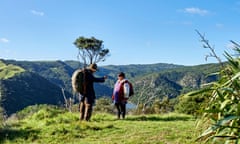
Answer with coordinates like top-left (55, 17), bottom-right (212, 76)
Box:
top-left (0, 60), bottom-right (72, 115)
top-left (0, 59), bottom-right (220, 116)
top-left (5, 60), bottom-right (186, 98)
top-left (130, 63), bottom-right (220, 105)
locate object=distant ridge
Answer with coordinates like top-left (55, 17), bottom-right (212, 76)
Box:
top-left (0, 59), bottom-right (220, 115)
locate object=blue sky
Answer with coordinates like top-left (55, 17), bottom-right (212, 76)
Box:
top-left (0, 0), bottom-right (240, 66)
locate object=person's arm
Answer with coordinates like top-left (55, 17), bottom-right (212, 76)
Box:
top-left (93, 76), bottom-right (105, 82)
top-left (88, 73), bottom-right (106, 83)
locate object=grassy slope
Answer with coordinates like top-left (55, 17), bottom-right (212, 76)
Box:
top-left (0, 106), bottom-right (202, 144)
top-left (0, 61), bottom-right (25, 79)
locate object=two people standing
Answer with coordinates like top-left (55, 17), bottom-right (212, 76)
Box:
top-left (75, 63), bottom-right (133, 121)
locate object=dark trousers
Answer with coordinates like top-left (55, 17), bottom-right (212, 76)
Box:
top-left (115, 102), bottom-right (126, 119)
top-left (79, 97), bottom-right (93, 121)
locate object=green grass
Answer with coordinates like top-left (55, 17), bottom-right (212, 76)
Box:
top-left (0, 106), bottom-right (203, 144)
top-left (0, 61), bottom-right (25, 79)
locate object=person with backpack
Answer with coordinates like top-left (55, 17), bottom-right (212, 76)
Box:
top-left (112, 72), bottom-right (134, 119)
top-left (73, 63), bottom-right (107, 121)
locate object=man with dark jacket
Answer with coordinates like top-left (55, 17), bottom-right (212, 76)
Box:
top-left (80, 63), bottom-right (107, 121)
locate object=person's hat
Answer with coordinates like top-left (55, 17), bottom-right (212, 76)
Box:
top-left (88, 63), bottom-right (98, 72)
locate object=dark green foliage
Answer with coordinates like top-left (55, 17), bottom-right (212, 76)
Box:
top-left (94, 97), bottom-right (114, 114)
top-left (174, 94), bottom-right (206, 116)
top-left (4, 60), bottom-right (74, 92)
top-left (132, 97), bottom-right (176, 115)
top-left (1, 59), bottom-right (220, 117)
top-left (5, 59), bottom-right (220, 101)
top-left (64, 60), bottom-right (83, 69)
top-left (1, 71), bottom-right (71, 116)
top-left (73, 36), bottom-right (110, 65)
top-left (130, 64), bottom-right (219, 109)
top-left (152, 97), bottom-right (175, 114)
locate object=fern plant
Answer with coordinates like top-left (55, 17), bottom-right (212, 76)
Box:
top-left (189, 31), bottom-right (240, 143)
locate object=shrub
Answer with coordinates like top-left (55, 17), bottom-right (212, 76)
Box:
top-left (174, 94), bottom-right (206, 116)
top-left (94, 97), bottom-right (114, 114)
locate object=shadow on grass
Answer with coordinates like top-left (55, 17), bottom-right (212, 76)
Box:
top-left (125, 115), bottom-right (193, 121)
top-left (0, 127), bottom-right (40, 143)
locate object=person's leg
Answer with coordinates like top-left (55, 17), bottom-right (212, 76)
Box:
top-left (115, 103), bottom-right (121, 119)
top-left (120, 102), bottom-right (126, 119)
top-left (84, 97), bottom-right (93, 121)
top-left (84, 103), bottom-right (92, 121)
top-left (79, 96), bottom-right (85, 120)
top-left (79, 102), bottom-right (85, 120)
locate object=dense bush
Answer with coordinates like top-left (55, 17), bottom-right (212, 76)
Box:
top-left (94, 97), bottom-right (114, 114)
top-left (131, 97), bottom-right (176, 115)
top-left (174, 94), bottom-right (206, 116)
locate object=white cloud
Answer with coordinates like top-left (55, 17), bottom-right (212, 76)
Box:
top-left (0, 38), bottom-right (9, 43)
top-left (184, 7), bottom-right (209, 16)
top-left (31, 10), bottom-right (44, 16)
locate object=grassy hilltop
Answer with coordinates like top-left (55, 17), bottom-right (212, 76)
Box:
top-left (0, 105), bottom-right (201, 144)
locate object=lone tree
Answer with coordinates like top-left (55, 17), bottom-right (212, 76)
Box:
top-left (73, 36), bottom-right (110, 67)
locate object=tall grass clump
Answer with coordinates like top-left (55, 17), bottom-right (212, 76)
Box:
top-left (187, 31), bottom-right (240, 143)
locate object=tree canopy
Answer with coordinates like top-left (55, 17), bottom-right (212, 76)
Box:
top-left (73, 36), bottom-right (110, 67)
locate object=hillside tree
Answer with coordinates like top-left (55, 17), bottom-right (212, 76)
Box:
top-left (73, 36), bottom-right (110, 67)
